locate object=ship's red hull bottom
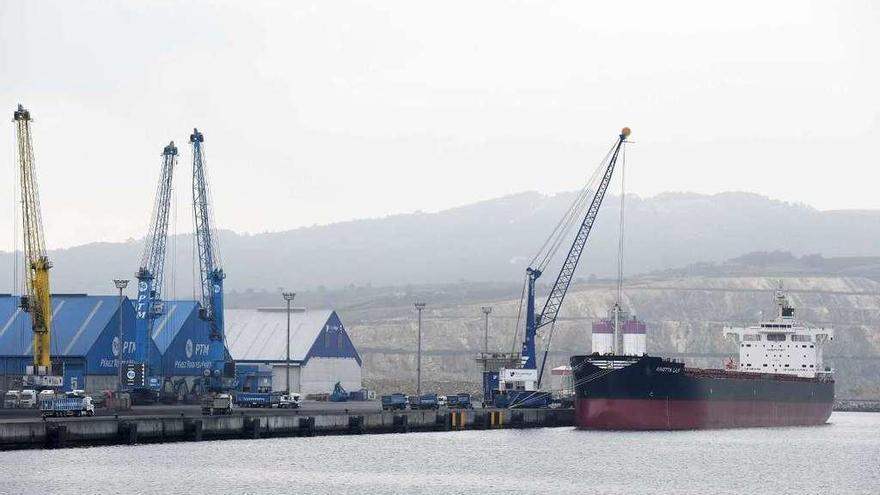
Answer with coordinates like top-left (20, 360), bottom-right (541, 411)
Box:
top-left (576, 398), bottom-right (833, 430)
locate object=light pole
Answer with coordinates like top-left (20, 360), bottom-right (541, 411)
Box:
top-left (414, 302), bottom-right (426, 397)
top-left (113, 279), bottom-right (129, 396)
top-left (481, 307), bottom-right (492, 358)
top-left (282, 291), bottom-right (296, 394)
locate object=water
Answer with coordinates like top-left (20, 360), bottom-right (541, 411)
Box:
top-left (1, 412), bottom-right (878, 495)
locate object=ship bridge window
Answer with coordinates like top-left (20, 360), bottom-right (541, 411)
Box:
top-left (766, 333), bottom-right (786, 342)
top-left (743, 334), bottom-right (761, 342)
top-left (792, 335), bottom-right (812, 342)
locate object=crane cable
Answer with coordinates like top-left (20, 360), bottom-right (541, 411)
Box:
top-left (539, 140), bottom-right (628, 382)
top-left (510, 139), bottom-right (619, 357)
top-left (509, 274), bottom-right (528, 355)
top-left (11, 126), bottom-right (23, 354)
top-left (616, 143), bottom-right (627, 306)
top-left (529, 142), bottom-right (617, 272)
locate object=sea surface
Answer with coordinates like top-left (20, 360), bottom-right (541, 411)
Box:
top-left (0, 411), bottom-right (877, 495)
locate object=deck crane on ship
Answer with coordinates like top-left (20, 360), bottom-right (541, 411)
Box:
top-left (129, 141), bottom-right (178, 402)
top-left (190, 128), bottom-right (235, 392)
top-left (13, 104), bottom-right (63, 389)
top-left (483, 127), bottom-right (630, 408)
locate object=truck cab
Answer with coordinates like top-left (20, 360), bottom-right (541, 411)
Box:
top-left (3, 390), bottom-right (21, 408)
top-left (19, 389), bottom-right (37, 408)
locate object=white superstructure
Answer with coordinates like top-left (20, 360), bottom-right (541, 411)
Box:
top-left (724, 287), bottom-right (833, 378)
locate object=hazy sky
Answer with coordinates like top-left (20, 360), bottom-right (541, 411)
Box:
top-left (1, 1), bottom-right (878, 249)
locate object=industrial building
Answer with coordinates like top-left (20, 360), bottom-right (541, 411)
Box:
top-left (0, 294), bottom-right (161, 393)
top-left (151, 300), bottom-right (216, 379)
top-left (225, 308), bottom-right (362, 395)
top-left (0, 293), bottom-right (362, 396)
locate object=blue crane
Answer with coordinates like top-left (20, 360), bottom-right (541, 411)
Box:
top-left (190, 128), bottom-right (232, 391)
top-left (130, 142), bottom-right (178, 396)
top-left (522, 127), bottom-right (631, 384)
top-left (485, 128), bottom-right (630, 408)
top-left (524, 128), bottom-right (630, 379)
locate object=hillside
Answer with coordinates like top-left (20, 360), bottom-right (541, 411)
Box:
top-left (3, 191), bottom-right (880, 295)
top-left (340, 276), bottom-right (880, 400)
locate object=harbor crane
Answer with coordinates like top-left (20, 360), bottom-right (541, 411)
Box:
top-left (14, 104), bottom-right (63, 389)
top-left (190, 128), bottom-right (234, 391)
top-left (487, 127), bottom-right (630, 407)
top-left (130, 141), bottom-right (178, 399)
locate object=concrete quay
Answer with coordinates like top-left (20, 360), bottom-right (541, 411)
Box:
top-left (0, 407), bottom-right (574, 450)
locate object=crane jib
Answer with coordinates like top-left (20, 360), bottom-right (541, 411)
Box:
top-left (539, 133), bottom-right (626, 324)
top-left (520, 129), bottom-right (629, 373)
top-left (190, 128), bottom-right (232, 389)
top-left (132, 141), bottom-right (178, 376)
top-left (14, 104), bottom-right (55, 374)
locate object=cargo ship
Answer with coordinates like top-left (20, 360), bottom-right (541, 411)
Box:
top-left (571, 288), bottom-right (835, 430)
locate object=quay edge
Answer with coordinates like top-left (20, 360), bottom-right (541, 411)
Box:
top-left (0, 408), bottom-right (574, 451)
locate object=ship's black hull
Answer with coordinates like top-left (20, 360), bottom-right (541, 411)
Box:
top-left (571, 355), bottom-right (834, 430)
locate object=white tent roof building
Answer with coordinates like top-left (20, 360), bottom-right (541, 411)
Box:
top-left (225, 308), bottom-right (362, 396)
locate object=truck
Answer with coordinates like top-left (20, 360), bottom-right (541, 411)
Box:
top-left (278, 393), bottom-right (302, 409)
top-left (234, 392), bottom-right (279, 408)
top-left (201, 393), bottom-right (234, 416)
top-left (410, 393), bottom-right (439, 410)
top-left (40, 395), bottom-right (95, 418)
top-left (447, 393), bottom-right (473, 409)
top-left (19, 389), bottom-right (37, 408)
top-left (381, 393), bottom-right (407, 411)
top-left (3, 390), bottom-right (21, 408)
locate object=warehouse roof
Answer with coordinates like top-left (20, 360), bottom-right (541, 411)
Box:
top-left (0, 294), bottom-right (123, 356)
top-left (224, 308), bottom-right (347, 363)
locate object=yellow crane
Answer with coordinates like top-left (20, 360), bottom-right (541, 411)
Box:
top-left (14, 104), bottom-right (60, 387)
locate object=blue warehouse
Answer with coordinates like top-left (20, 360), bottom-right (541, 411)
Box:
top-left (0, 295), bottom-right (362, 397)
top-left (0, 294), bottom-right (161, 393)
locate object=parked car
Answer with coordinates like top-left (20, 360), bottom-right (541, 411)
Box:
top-left (437, 395), bottom-right (448, 408)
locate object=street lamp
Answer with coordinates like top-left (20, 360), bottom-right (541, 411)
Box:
top-left (113, 279), bottom-right (129, 396)
top-left (414, 302), bottom-right (426, 397)
top-left (481, 307), bottom-right (492, 358)
top-left (282, 291), bottom-right (296, 394)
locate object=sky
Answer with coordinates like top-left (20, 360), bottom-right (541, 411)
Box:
top-left (0, 0), bottom-right (878, 250)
